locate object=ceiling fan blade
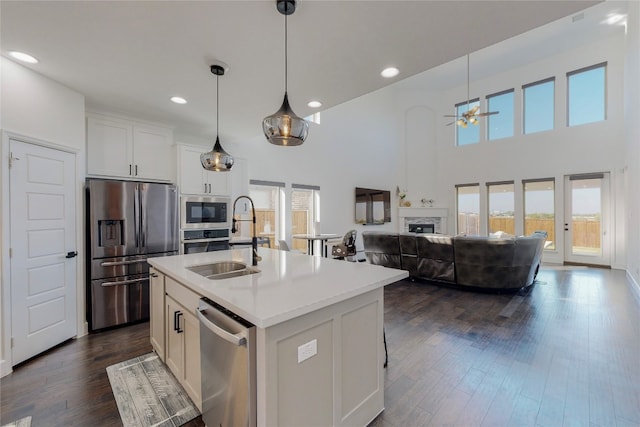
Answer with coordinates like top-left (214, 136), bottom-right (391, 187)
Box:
top-left (477, 111), bottom-right (500, 117)
top-left (445, 121), bottom-right (455, 126)
top-left (443, 115), bottom-right (459, 117)
top-left (469, 105), bottom-right (480, 115)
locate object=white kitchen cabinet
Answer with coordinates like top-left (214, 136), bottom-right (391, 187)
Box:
top-left (87, 114), bottom-right (173, 182)
top-left (177, 144), bottom-right (229, 195)
top-left (164, 276), bottom-right (202, 410)
top-left (149, 268), bottom-right (165, 361)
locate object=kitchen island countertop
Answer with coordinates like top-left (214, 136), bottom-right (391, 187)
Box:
top-left (148, 247), bottom-right (407, 328)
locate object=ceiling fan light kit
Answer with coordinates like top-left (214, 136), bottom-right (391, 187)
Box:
top-left (201, 64), bottom-right (234, 172)
top-left (262, 0), bottom-right (309, 146)
top-left (445, 54), bottom-right (499, 127)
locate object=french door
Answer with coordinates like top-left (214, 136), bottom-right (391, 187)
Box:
top-left (564, 173), bottom-right (610, 266)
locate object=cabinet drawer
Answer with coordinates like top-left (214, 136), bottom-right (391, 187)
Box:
top-left (166, 276), bottom-right (201, 311)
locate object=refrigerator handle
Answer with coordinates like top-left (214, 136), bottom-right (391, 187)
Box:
top-left (139, 184), bottom-right (147, 249)
top-left (133, 183), bottom-right (140, 248)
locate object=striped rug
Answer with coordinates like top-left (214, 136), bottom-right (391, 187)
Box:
top-left (107, 353), bottom-right (199, 427)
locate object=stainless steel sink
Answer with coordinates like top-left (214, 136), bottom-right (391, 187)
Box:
top-left (187, 261), bottom-right (260, 280)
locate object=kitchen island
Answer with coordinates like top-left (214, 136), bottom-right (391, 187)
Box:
top-left (148, 247), bottom-right (407, 427)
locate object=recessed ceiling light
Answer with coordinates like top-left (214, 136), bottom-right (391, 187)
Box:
top-left (381, 67), bottom-right (399, 78)
top-left (170, 96), bottom-right (187, 104)
top-left (8, 51), bottom-right (39, 64)
top-left (307, 100), bottom-right (322, 108)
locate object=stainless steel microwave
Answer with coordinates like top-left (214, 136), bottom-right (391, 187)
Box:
top-left (181, 196), bottom-right (230, 229)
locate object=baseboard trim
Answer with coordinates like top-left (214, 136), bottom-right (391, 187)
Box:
top-left (1, 358), bottom-right (13, 378)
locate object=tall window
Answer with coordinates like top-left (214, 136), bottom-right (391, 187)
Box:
top-left (567, 62), bottom-right (606, 126)
top-left (523, 179), bottom-right (555, 250)
top-left (455, 99), bottom-right (480, 146)
top-left (248, 180), bottom-right (284, 248)
top-left (487, 181), bottom-right (515, 235)
top-left (487, 89), bottom-right (514, 140)
top-left (456, 184), bottom-right (480, 235)
top-left (523, 77), bottom-right (555, 134)
top-left (291, 184), bottom-right (320, 252)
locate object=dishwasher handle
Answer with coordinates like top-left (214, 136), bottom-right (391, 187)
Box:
top-left (197, 307), bottom-right (247, 347)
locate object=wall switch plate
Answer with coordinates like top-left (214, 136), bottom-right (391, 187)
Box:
top-left (297, 339), bottom-right (317, 363)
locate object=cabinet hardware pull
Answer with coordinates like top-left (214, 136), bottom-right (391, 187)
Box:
top-left (129, 164), bottom-right (132, 175)
top-left (204, 183), bottom-right (207, 193)
top-left (208, 183), bottom-right (212, 193)
top-left (135, 165), bottom-right (138, 176)
top-left (173, 310), bottom-right (180, 332)
top-left (65, 251), bottom-right (78, 259)
top-left (176, 311), bottom-right (184, 333)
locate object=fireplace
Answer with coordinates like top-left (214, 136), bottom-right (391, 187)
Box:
top-left (398, 207), bottom-right (448, 234)
top-left (409, 223), bottom-right (435, 233)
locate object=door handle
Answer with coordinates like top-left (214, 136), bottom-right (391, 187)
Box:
top-left (174, 311), bottom-right (184, 333)
top-left (66, 251), bottom-right (78, 258)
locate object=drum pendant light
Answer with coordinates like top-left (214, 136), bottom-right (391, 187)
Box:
top-left (262, 0), bottom-right (309, 146)
top-left (201, 64), bottom-right (234, 171)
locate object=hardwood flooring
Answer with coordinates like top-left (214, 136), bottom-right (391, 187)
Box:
top-left (1, 266), bottom-right (639, 426)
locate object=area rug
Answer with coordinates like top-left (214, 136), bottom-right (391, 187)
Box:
top-left (1, 416), bottom-right (31, 427)
top-left (106, 353), bottom-right (200, 427)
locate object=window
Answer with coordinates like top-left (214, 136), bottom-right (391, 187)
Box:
top-left (456, 184), bottom-right (480, 235)
top-left (455, 99), bottom-right (480, 146)
top-left (248, 180), bottom-right (284, 248)
top-left (487, 89), bottom-right (514, 140)
top-left (487, 181), bottom-right (515, 235)
top-left (523, 179), bottom-right (555, 250)
top-left (567, 62), bottom-right (606, 126)
top-left (523, 77), bottom-right (555, 134)
top-left (291, 184), bottom-right (320, 252)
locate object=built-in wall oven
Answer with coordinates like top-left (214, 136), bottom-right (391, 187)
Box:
top-left (180, 195), bottom-right (231, 254)
top-left (182, 228), bottom-right (230, 254)
top-left (181, 195), bottom-right (230, 229)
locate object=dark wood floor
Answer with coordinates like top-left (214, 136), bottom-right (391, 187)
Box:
top-left (1, 266), bottom-right (639, 426)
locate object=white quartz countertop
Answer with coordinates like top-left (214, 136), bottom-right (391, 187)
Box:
top-left (148, 248), bottom-right (408, 328)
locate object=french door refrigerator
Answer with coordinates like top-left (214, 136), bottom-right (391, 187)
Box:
top-left (86, 179), bottom-right (178, 331)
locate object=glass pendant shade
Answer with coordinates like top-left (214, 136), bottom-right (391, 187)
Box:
top-left (201, 63), bottom-right (233, 171)
top-left (201, 136), bottom-right (234, 171)
top-left (263, 92), bottom-right (309, 146)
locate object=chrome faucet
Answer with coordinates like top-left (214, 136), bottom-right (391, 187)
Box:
top-left (231, 196), bottom-right (262, 266)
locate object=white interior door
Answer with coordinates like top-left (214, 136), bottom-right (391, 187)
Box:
top-left (564, 173), bottom-right (610, 266)
top-left (9, 139), bottom-right (77, 365)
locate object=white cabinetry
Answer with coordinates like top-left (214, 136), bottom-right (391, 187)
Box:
top-left (177, 144), bottom-right (229, 195)
top-left (87, 114), bottom-right (173, 182)
top-left (149, 268), bottom-right (165, 361)
top-left (164, 276), bottom-right (201, 410)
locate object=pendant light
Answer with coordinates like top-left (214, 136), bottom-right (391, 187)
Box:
top-left (201, 64), bottom-right (234, 171)
top-left (262, 0), bottom-right (309, 146)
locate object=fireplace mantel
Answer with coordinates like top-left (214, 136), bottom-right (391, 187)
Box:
top-left (398, 207), bottom-right (449, 234)
top-left (398, 207), bottom-right (448, 218)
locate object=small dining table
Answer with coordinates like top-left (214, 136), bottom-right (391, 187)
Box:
top-left (292, 233), bottom-right (341, 257)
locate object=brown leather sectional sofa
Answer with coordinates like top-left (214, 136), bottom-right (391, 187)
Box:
top-left (362, 231), bottom-right (547, 292)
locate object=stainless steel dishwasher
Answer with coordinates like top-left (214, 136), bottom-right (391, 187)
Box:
top-left (197, 297), bottom-right (257, 427)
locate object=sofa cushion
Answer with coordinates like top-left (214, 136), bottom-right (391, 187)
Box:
top-left (362, 232), bottom-right (402, 270)
top-left (454, 236), bottom-right (518, 289)
top-left (415, 234), bottom-right (455, 282)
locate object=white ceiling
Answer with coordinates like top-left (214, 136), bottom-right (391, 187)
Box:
top-left (3, 0), bottom-right (624, 144)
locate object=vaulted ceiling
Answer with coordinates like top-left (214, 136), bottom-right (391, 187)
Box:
top-left (3, 0), bottom-right (617, 142)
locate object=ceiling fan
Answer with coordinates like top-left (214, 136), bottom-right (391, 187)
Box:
top-left (445, 54), bottom-right (499, 127)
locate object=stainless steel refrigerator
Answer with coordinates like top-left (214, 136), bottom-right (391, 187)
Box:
top-left (86, 179), bottom-right (178, 331)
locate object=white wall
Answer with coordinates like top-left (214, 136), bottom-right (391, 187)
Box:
top-left (0, 58), bottom-right (86, 376)
top-left (625, 1), bottom-right (640, 288)
top-left (230, 88), bottom-right (402, 248)
top-left (397, 32), bottom-right (628, 266)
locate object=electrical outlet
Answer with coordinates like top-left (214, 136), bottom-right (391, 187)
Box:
top-left (297, 339), bottom-right (317, 363)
